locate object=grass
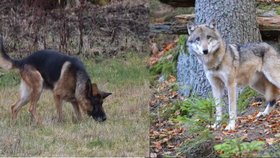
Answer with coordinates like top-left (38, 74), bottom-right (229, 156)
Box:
top-left (0, 53), bottom-right (150, 156)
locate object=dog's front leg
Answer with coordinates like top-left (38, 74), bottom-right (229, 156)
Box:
top-left (225, 83), bottom-right (237, 130)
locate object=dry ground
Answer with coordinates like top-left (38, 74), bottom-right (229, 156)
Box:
top-left (0, 54), bottom-right (150, 156)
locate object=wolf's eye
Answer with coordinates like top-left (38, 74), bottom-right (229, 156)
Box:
top-left (195, 37), bottom-right (200, 42)
top-left (207, 35), bottom-right (212, 40)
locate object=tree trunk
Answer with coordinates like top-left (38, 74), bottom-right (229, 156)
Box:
top-left (177, 0), bottom-right (261, 97)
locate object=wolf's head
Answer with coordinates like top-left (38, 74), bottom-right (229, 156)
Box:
top-left (187, 21), bottom-right (222, 56)
top-left (86, 82), bottom-right (112, 122)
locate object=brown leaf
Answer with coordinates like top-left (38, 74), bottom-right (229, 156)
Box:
top-left (266, 138), bottom-right (276, 145)
top-left (153, 141), bottom-right (162, 150)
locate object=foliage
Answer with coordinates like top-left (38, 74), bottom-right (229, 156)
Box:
top-left (150, 49), bottom-right (179, 79)
top-left (178, 35), bottom-right (187, 53)
top-left (174, 97), bottom-right (216, 155)
top-left (174, 97), bottom-right (215, 126)
top-left (276, 6), bottom-right (280, 15)
top-left (238, 87), bottom-right (258, 113)
top-left (150, 35), bottom-right (186, 80)
top-left (258, 3), bottom-right (272, 11)
top-left (214, 138), bottom-right (265, 158)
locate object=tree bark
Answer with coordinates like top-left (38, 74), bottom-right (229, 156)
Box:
top-left (177, 0), bottom-right (262, 97)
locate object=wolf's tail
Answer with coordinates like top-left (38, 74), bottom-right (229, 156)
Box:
top-left (0, 36), bottom-right (20, 70)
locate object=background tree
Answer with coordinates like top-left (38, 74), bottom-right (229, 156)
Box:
top-left (177, 0), bottom-right (261, 97)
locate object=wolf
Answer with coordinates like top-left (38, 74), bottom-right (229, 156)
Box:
top-left (187, 21), bottom-right (280, 130)
top-left (0, 37), bottom-right (111, 124)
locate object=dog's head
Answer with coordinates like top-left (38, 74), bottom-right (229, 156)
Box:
top-left (187, 20), bottom-right (222, 56)
top-left (86, 82), bottom-right (112, 122)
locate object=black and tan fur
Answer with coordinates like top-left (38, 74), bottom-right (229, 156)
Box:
top-left (187, 21), bottom-right (280, 130)
top-left (0, 37), bottom-right (111, 123)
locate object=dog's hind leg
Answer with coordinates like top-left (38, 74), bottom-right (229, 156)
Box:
top-left (21, 65), bottom-right (43, 124)
top-left (11, 80), bottom-right (30, 120)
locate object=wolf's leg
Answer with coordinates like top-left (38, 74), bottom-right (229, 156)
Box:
top-left (250, 72), bottom-right (279, 117)
top-left (21, 65), bottom-right (43, 124)
top-left (257, 100), bottom-right (276, 117)
top-left (71, 101), bottom-right (82, 121)
top-left (11, 80), bottom-right (30, 120)
top-left (206, 75), bottom-right (224, 128)
top-left (262, 50), bottom-right (280, 89)
top-left (257, 84), bottom-right (278, 117)
top-left (225, 83), bottom-right (237, 130)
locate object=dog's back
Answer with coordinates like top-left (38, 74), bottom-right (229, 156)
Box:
top-left (17, 50), bottom-right (88, 89)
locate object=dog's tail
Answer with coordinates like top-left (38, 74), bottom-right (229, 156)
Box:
top-left (0, 36), bottom-right (20, 70)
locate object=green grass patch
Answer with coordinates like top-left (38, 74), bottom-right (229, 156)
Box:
top-left (85, 53), bottom-right (149, 88)
top-left (0, 53), bottom-right (150, 156)
top-left (87, 138), bottom-right (114, 148)
top-left (0, 70), bottom-right (20, 88)
top-left (238, 87), bottom-right (258, 113)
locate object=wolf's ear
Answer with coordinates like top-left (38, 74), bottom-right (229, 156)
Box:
top-left (91, 83), bottom-right (100, 96)
top-left (207, 19), bottom-right (216, 29)
top-left (101, 91), bottom-right (112, 99)
top-left (187, 22), bottom-right (196, 35)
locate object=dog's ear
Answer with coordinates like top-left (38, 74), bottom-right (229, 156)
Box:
top-left (91, 83), bottom-right (100, 96)
top-left (207, 19), bottom-right (216, 29)
top-left (91, 83), bottom-right (111, 99)
top-left (187, 22), bottom-right (196, 35)
top-left (101, 91), bottom-right (112, 99)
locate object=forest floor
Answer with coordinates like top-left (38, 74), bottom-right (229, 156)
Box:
top-left (150, 75), bottom-right (280, 157)
top-left (149, 46), bottom-right (280, 157)
top-left (0, 54), bottom-right (150, 156)
top-left (149, 1), bottom-right (280, 157)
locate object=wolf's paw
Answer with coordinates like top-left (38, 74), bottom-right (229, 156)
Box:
top-left (256, 111), bottom-right (268, 118)
top-left (210, 122), bottom-right (220, 129)
top-left (207, 124), bottom-right (219, 129)
top-left (224, 122), bottom-right (235, 131)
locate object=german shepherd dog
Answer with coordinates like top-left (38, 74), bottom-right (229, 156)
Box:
top-left (187, 21), bottom-right (280, 130)
top-left (0, 37), bottom-right (111, 123)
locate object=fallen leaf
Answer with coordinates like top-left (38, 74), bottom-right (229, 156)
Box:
top-left (266, 138), bottom-right (276, 145)
top-left (153, 141), bottom-right (162, 150)
top-left (275, 133), bottom-right (280, 138)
